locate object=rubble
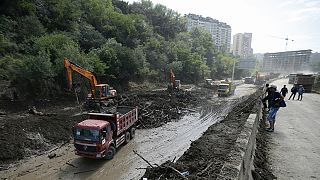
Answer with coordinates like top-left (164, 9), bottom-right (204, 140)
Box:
top-left (118, 90), bottom-right (205, 129)
top-left (142, 92), bottom-right (261, 179)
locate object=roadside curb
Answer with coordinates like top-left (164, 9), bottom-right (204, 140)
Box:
top-left (217, 103), bottom-right (262, 180)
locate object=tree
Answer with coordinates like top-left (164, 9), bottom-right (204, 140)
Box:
top-left (75, 22), bottom-right (106, 52)
top-left (0, 55), bottom-right (23, 80)
top-left (130, 0), bottom-right (186, 39)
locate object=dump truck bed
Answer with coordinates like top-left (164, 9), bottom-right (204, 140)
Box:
top-left (88, 106), bottom-right (138, 136)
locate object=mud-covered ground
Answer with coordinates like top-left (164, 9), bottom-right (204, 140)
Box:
top-left (252, 109), bottom-right (276, 180)
top-left (143, 91), bottom-right (262, 179)
top-left (118, 88), bottom-right (212, 128)
top-left (0, 87), bottom-right (213, 168)
top-left (0, 100), bottom-right (83, 167)
top-left (0, 83), bottom-right (260, 180)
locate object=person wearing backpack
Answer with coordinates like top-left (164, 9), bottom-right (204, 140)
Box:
top-left (288, 85), bottom-right (297, 100)
top-left (262, 85), bottom-right (286, 132)
top-left (297, 85), bottom-right (305, 101)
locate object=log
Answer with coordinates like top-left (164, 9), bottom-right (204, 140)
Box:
top-left (74, 169), bottom-right (95, 174)
top-left (197, 161), bottom-right (213, 175)
top-left (138, 120), bottom-right (146, 128)
top-left (133, 150), bottom-right (154, 168)
top-left (66, 162), bottom-right (77, 168)
top-left (167, 166), bottom-right (188, 180)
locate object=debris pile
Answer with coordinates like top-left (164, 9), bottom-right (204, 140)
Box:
top-left (118, 90), bottom-right (201, 128)
top-left (142, 92), bottom-right (261, 179)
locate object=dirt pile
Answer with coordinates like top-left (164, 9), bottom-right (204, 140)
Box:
top-left (0, 101), bottom-right (82, 167)
top-left (143, 92), bottom-right (261, 179)
top-left (118, 89), bottom-right (210, 128)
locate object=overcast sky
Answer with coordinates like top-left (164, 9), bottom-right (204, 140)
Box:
top-left (126, 0), bottom-right (320, 54)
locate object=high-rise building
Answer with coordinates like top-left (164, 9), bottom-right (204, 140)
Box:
top-left (185, 14), bottom-right (231, 52)
top-left (232, 33), bottom-right (253, 58)
top-left (262, 50), bottom-right (312, 73)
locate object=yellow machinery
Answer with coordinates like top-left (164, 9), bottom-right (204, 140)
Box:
top-left (64, 58), bottom-right (117, 102)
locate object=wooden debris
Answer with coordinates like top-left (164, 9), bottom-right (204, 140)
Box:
top-left (66, 162), bottom-right (77, 168)
top-left (74, 169), bottom-right (95, 174)
top-left (133, 150), bottom-right (154, 168)
top-left (197, 161), bottom-right (214, 176)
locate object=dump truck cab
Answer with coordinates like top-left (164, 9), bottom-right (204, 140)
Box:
top-left (218, 81), bottom-right (235, 97)
top-left (244, 77), bottom-right (254, 84)
top-left (73, 120), bottom-right (113, 159)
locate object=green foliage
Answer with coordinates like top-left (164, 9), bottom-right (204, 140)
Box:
top-left (16, 15), bottom-right (45, 42)
top-left (0, 0), bottom-right (237, 99)
top-left (0, 34), bottom-right (18, 56)
top-left (22, 51), bottom-right (54, 79)
top-left (130, 0), bottom-right (186, 39)
top-left (0, 55), bottom-right (23, 80)
top-left (33, 33), bottom-right (80, 74)
top-left (75, 22), bottom-right (106, 51)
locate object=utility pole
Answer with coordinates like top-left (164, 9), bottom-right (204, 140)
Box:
top-left (231, 58), bottom-right (236, 81)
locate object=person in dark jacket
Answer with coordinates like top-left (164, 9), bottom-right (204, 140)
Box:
top-left (297, 85), bottom-right (305, 101)
top-left (263, 84), bottom-right (270, 109)
top-left (280, 85), bottom-right (288, 97)
top-left (288, 85), bottom-right (297, 100)
top-left (262, 85), bottom-right (285, 132)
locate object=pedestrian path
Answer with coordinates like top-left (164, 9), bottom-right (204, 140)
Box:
top-left (269, 79), bottom-right (320, 180)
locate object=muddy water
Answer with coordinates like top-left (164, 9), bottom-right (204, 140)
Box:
top-left (1, 84), bottom-right (257, 180)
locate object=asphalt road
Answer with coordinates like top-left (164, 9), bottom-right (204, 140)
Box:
top-left (269, 79), bottom-right (320, 180)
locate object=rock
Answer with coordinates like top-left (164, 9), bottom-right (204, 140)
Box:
top-left (48, 153), bottom-right (56, 159)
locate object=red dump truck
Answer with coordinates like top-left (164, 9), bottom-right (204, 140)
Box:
top-left (73, 106), bottom-right (138, 159)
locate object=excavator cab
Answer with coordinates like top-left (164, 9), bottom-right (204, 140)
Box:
top-left (94, 84), bottom-right (117, 99)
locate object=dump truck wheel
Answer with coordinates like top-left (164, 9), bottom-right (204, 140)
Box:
top-left (130, 128), bottom-right (136, 139)
top-left (125, 131), bottom-right (131, 144)
top-left (105, 146), bottom-right (116, 160)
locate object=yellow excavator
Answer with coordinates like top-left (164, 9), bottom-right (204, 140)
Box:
top-left (167, 68), bottom-right (181, 92)
top-left (64, 58), bottom-right (117, 110)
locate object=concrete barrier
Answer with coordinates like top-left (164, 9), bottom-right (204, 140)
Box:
top-left (217, 103), bottom-right (262, 180)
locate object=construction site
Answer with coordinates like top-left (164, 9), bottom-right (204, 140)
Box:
top-left (1, 1), bottom-right (320, 179)
top-left (0, 56), bottom-right (320, 180)
top-left (262, 50), bottom-right (312, 73)
top-left (0, 58), bottom-right (263, 180)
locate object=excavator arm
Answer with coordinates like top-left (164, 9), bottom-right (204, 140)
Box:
top-left (170, 68), bottom-right (176, 87)
top-left (64, 58), bottom-right (98, 96)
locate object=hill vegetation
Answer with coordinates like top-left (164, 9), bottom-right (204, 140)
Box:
top-left (0, 0), bottom-right (246, 99)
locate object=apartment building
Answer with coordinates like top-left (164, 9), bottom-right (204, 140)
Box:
top-left (185, 13), bottom-right (231, 52)
top-left (232, 33), bottom-right (253, 58)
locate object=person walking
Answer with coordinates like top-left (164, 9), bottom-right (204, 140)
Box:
top-left (263, 84), bottom-right (270, 109)
top-left (262, 85), bottom-right (286, 132)
top-left (288, 85), bottom-right (297, 100)
top-left (297, 85), bottom-right (305, 101)
top-left (280, 85), bottom-right (288, 97)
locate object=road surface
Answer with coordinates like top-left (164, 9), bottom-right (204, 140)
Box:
top-left (269, 79), bottom-right (320, 180)
top-left (1, 83), bottom-right (257, 180)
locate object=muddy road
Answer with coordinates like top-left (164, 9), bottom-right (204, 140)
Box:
top-left (1, 84), bottom-right (258, 180)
